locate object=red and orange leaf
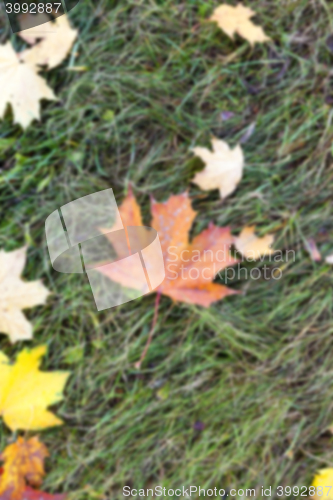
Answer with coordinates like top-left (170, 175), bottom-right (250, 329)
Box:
top-left (0, 437), bottom-right (49, 500)
top-left (15, 486), bottom-right (66, 500)
top-left (100, 189), bottom-right (238, 307)
top-left (99, 185), bottom-right (145, 260)
top-left (0, 469), bottom-right (66, 500)
top-left (117, 185), bottom-right (143, 228)
top-left (151, 192), bottom-right (197, 263)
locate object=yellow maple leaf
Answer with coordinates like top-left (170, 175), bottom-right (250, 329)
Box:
top-left (0, 42), bottom-right (56, 129)
top-left (0, 345), bottom-right (70, 431)
top-left (0, 246), bottom-right (50, 343)
top-left (210, 3), bottom-right (270, 46)
top-left (20, 15), bottom-right (78, 70)
top-left (235, 226), bottom-right (275, 260)
top-left (0, 436), bottom-right (49, 500)
top-left (312, 469), bottom-right (333, 500)
top-left (192, 138), bottom-right (244, 199)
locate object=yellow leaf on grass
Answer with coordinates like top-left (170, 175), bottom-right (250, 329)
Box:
top-left (0, 345), bottom-right (70, 431)
top-left (210, 3), bottom-right (270, 46)
top-left (0, 42), bottom-right (56, 129)
top-left (20, 15), bottom-right (78, 70)
top-left (0, 436), bottom-right (49, 499)
top-left (312, 469), bottom-right (333, 500)
top-left (192, 138), bottom-right (244, 199)
top-left (235, 226), bottom-right (275, 260)
top-left (0, 246), bottom-right (50, 343)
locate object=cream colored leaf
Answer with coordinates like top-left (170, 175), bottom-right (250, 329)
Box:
top-left (192, 138), bottom-right (244, 199)
top-left (18, 12), bottom-right (51, 43)
top-left (235, 226), bottom-right (275, 260)
top-left (0, 42), bottom-right (56, 129)
top-left (210, 3), bottom-right (270, 45)
top-left (325, 254), bottom-right (333, 264)
top-left (20, 15), bottom-right (78, 70)
top-left (0, 247), bottom-right (50, 343)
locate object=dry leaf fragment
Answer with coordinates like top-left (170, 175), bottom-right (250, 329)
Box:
top-left (67, 66), bottom-right (88, 72)
top-left (305, 238), bottom-right (321, 262)
top-left (325, 254), bottom-right (333, 264)
top-left (235, 226), bottom-right (275, 260)
top-left (0, 345), bottom-right (70, 431)
top-left (311, 468), bottom-right (333, 500)
top-left (0, 437), bottom-right (66, 500)
top-left (210, 3), bottom-right (270, 45)
top-left (192, 138), bottom-right (244, 199)
top-left (20, 15), bottom-right (78, 70)
top-left (100, 189), bottom-right (239, 307)
top-left (0, 42), bottom-right (56, 129)
top-left (0, 246), bottom-right (51, 343)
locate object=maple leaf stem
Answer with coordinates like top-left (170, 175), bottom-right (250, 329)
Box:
top-left (134, 292), bottom-right (161, 370)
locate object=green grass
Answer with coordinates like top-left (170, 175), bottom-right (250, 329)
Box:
top-left (1, 0), bottom-right (333, 498)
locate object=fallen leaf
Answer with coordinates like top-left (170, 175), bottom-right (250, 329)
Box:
top-left (0, 345), bottom-right (70, 431)
top-left (325, 254), bottom-right (333, 264)
top-left (210, 3), bottom-right (270, 46)
top-left (0, 42), bottom-right (56, 129)
top-left (20, 16), bottom-right (78, 70)
top-left (15, 487), bottom-right (66, 500)
top-left (191, 138), bottom-right (244, 199)
top-left (0, 246), bottom-right (50, 343)
top-left (18, 13), bottom-right (50, 41)
top-left (311, 468), bottom-right (333, 500)
top-left (305, 238), bottom-right (321, 262)
top-left (0, 438), bottom-right (66, 500)
top-left (0, 436), bottom-right (48, 499)
top-left (239, 122), bottom-right (256, 144)
top-left (100, 189), bottom-right (239, 307)
top-left (284, 449), bottom-right (294, 460)
top-left (235, 226), bottom-right (275, 260)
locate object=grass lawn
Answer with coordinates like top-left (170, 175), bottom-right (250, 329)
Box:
top-left (1, 0), bottom-right (333, 498)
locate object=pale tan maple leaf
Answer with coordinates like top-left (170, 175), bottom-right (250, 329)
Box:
top-left (235, 226), bottom-right (275, 260)
top-left (18, 12), bottom-right (50, 43)
top-left (0, 246), bottom-right (50, 343)
top-left (192, 138), bottom-right (244, 199)
top-left (0, 42), bottom-right (56, 129)
top-left (210, 3), bottom-right (270, 45)
top-left (326, 254), bottom-right (333, 264)
top-left (20, 15), bottom-right (78, 70)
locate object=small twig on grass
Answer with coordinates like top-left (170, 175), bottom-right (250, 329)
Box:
top-left (134, 292), bottom-right (161, 370)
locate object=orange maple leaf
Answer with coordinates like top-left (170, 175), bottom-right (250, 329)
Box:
top-left (100, 189), bottom-right (238, 307)
top-left (0, 437), bottom-right (49, 500)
